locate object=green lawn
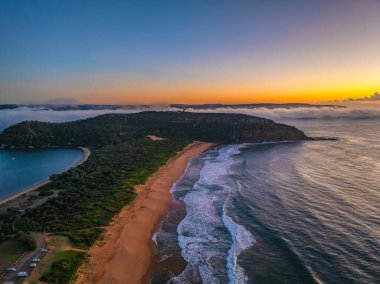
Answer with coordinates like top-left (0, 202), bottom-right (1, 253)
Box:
top-left (0, 239), bottom-right (27, 273)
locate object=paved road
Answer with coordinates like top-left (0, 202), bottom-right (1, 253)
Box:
top-left (2, 233), bottom-right (46, 284)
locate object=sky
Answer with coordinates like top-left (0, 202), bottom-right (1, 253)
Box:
top-left (0, 0), bottom-right (379, 104)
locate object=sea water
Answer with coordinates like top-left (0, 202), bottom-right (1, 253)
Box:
top-left (155, 119), bottom-right (380, 284)
top-left (0, 148), bottom-right (84, 201)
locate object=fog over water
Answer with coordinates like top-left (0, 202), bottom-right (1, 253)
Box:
top-left (185, 105), bottom-right (380, 121)
top-left (1, 104), bottom-right (380, 131)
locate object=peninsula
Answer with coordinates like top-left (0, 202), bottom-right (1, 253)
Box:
top-left (0, 111), bottom-right (308, 283)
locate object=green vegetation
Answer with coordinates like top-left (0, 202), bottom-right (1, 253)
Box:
top-left (40, 251), bottom-right (87, 284)
top-left (14, 231), bottom-right (36, 250)
top-left (60, 228), bottom-right (105, 250)
top-left (0, 135), bottom-right (189, 282)
top-left (0, 239), bottom-right (27, 273)
top-left (0, 231), bottom-right (35, 274)
top-left (0, 111), bottom-right (308, 148)
top-left (0, 136), bottom-right (188, 283)
top-left (0, 138), bottom-right (188, 235)
top-left (0, 111), bottom-right (309, 283)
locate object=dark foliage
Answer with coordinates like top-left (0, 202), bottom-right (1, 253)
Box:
top-left (15, 231), bottom-right (36, 250)
top-left (0, 111), bottom-right (308, 148)
top-left (0, 138), bottom-right (188, 235)
top-left (40, 251), bottom-right (87, 284)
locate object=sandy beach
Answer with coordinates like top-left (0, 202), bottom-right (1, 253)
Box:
top-left (76, 147), bottom-right (91, 166)
top-left (76, 141), bottom-right (213, 284)
top-left (0, 147), bottom-right (91, 206)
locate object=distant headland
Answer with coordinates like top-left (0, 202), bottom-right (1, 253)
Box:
top-left (0, 111), bottom-right (309, 149)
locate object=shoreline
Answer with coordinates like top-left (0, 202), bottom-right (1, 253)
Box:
top-left (75, 147), bottom-right (91, 166)
top-left (76, 141), bottom-right (214, 284)
top-left (147, 196), bottom-right (188, 282)
top-left (0, 147), bottom-right (91, 206)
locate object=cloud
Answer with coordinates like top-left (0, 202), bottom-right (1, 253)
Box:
top-left (344, 92), bottom-right (380, 102)
top-left (1, 104), bottom-right (380, 132)
top-left (182, 106), bottom-right (380, 121)
top-left (0, 105), bottom-right (171, 131)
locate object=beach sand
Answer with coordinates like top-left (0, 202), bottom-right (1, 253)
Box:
top-left (76, 147), bottom-right (91, 166)
top-left (76, 141), bottom-right (213, 284)
top-left (147, 135), bottom-right (166, 141)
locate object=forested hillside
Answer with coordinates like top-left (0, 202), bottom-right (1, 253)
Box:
top-left (0, 111), bottom-right (308, 148)
top-left (0, 138), bottom-right (188, 235)
top-left (0, 137), bottom-right (189, 283)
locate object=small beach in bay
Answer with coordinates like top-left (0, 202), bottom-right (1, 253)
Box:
top-left (0, 147), bottom-right (90, 206)
top-left (76, 141), bottom-right (213, 284)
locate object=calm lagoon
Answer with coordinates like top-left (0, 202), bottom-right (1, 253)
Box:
top-left (0, 148), bottom-right (84, 201)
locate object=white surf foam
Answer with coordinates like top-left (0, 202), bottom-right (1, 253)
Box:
top-left (223, 206), bottom-right (255, 284)
top-left (171, 145), bottom-right (255, 283)
top-left (152, 232), bottom-right (158, 245)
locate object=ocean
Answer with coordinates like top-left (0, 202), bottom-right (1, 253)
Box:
top-left (0, 148), bottom-right (84, 201)
top-left (154, 118), bottom-right (380, 284)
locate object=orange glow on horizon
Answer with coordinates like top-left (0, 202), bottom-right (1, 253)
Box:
top-left (54, 83), bottom-right (378, 105)
top-left (61, 90), bottom-right (377, 105)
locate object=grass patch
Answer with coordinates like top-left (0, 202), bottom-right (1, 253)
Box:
top-left (47, 235), bottom-right (72, 251)
top-left (40, 250), bottom-right (87, 284)
top-left (0, 239), bottom-right (27, 273)
top-left (60, 228), bottom-right (105, 249)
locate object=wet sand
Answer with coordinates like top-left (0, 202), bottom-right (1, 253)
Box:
top-left (148, 196), bottom-right (188, 283)
top-left (76, 142), bottom-right (213, 284)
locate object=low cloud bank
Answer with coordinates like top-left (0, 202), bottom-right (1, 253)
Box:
top-left (344, 92), bottom-right (380, 102)
top-left (1, 105), bottom-right (380, 131)
top-left (185, 106), bottom-right (380, 121)
top-left (0, 105), bottom-right (170, 131)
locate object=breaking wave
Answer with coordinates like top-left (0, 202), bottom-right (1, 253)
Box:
top-left (170, 145), bottom-right (254, 284)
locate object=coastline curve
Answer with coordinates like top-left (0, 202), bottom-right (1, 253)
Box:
top-left (0, 147), bottom-right (91, 206)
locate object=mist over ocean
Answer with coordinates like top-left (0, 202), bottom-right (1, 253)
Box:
top-left (155, 117), bottom-right (380, 283)
top-left (2, 104), bottom-right (380, 131)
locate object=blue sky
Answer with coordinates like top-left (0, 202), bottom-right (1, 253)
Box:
top-left (1, 0), bottom-right (379, 104)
